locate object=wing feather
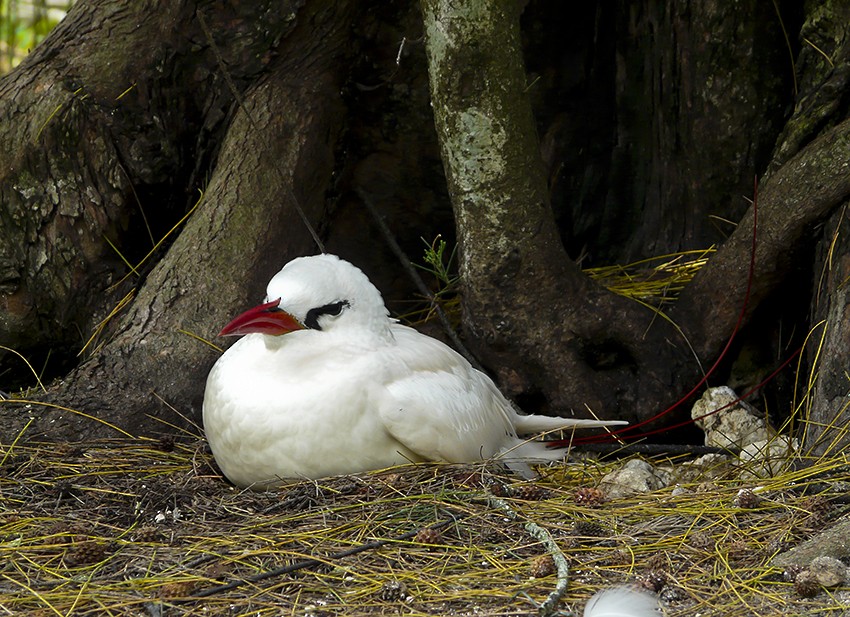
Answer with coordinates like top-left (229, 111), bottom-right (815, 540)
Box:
top-left (378, 325), bottom-right (518, 463)
top-left (376, 324), bottom-right (626, 469)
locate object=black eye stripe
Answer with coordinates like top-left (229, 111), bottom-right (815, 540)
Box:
top-left (304, 301), bottom-right (349, 330)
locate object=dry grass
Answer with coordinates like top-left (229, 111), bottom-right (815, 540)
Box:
top-left (1, 249), bottom-right (847, 615)
top-left (584, 248), bottom-right (716, 305)
top-left (1, 433), bottom-right (849, 616)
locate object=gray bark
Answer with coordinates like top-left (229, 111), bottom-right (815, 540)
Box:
top-left (0, 0), bottom-right (353, 439)
top-left (420, 0), bottom-right (678, 423)
top-left (421, 0), bottom-right (850, 435)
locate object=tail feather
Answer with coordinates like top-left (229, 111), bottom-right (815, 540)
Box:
top-left (498, 440), bottom-right (573, 479)
top-left (513, 413), bottom-right (627, 435)
top-left (499, 414), bottom-right (628, 479)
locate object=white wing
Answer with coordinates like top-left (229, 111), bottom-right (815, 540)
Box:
top-left (377, 324), bottom-right (522, 464)
top-left (376, 324), bottom-right (626, 472)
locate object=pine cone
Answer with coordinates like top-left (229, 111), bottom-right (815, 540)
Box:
top-left (66, 541), bottom-right (111, 566)
top-left (794, 571), bottom-right (821, 598)
top-left (451, 470), bottom-right (484, 488)
top-left (642, 570), bottom-right (668, 592)
top-left (510, 484), bottom-right (551, 501)
top-left (133, 525), bottom-right (166, 543)
top-left (801, 495), bottom-right (835, 524)
top-left (734, 488), bottom-right (762, 509)
top-left (51, 479), bottom-right (81, 501)
top-left (159, 579), bottom-right (200, 598)
top-left (574, 487), bottom-right (605, 506)
top-left (46, 522), bottom-right (87, 543)
top-left (645, 552), bottom-right (669, 571)
top-left (571, 520), bottom-right (607, 537)
top-left (688, 531), bottom-right (713, 550)
top-left (530, 554), bottom-right (556, 578)
top-left (414, 527), bottom-right (443, 546)
top-left (158, 435), bottom-right (176, 452)
top-left (607, 549), bottom-right (631, 566)
top-left (379, 580), bottom-right (409, 602)
top-left (487, 480), bottom-right (511, 497)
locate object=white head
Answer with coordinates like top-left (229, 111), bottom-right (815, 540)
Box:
top-left (219, 254), bottom-right (392, 340)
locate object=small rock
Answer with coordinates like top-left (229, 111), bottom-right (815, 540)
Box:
top-left (691, 386), bottom-right (767, 449)
top-left (808, 556), bottom-right (848, 587)
top-left (600, 459), bottom-right (670, 499)
top-left (670, 485), bottom-right (689, 497)
top-left (676, 453), bottom-right (731, 483)
top-left (738, 435), bottom-right (798, 479)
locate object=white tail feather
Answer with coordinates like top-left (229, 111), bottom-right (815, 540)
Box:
top-left (500, 441), bottom-right (566, 478)
top-left (513, 414), bottom-right (627, 435)
top-left (584, 586), bottom-right (660, 617)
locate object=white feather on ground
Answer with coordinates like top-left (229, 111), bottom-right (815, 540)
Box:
top-left (584, 586), bottom-right (661, 617)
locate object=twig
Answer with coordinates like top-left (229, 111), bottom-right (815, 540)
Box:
top-left (356, 187), bottom-right (483, 371)
top-left (577, 442), bottom-right (732, 457)
top-left (487, 493), bottom-right (571, 617)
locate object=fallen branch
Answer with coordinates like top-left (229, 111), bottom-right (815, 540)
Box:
top-left (487, 493), bottom-right (570, 617)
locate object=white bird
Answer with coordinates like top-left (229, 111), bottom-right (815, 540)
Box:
top-left (203, 254), bottom-right (627, 489)
top-left (584, 586), bottom-right (661, 617)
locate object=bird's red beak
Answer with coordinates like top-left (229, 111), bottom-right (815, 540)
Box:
top-left (218, 298), bottom-right (305, 337)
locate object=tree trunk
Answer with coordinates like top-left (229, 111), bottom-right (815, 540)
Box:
top-left (2, 0), bottom-right (849, 448)
top-left (421, 0), bottom-right (850, 432)
top-left (420, 0), bottom-right (687, 424)
top-left (796, 6), bottom-right (850, 456)
top-left (0, 0), bottom-right (354, 439)
top-left (806, 205), bottom-right (850, 457)
top-left (530, 1), bottom-right (791, 265)
top-left (0, 0), bottom-right (301, 378)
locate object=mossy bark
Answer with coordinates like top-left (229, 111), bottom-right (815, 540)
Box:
top-left (421, 0), bottom-right (850, 433)
top-left (421, 0), bottom-right (685, 423)
top-left (0, 0), bottom-right (353, 439)
top-left (0, 0), bottom-right (302, 382)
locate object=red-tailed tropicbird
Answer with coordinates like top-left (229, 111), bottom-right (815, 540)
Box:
top-left (203, 254), bottom-right (626, 489)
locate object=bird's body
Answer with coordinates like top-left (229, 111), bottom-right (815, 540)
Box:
top-left (203, 254), bottom-right (626, 489)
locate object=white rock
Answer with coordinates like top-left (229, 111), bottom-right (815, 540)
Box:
top-left (600, 459), bottom-right (670, 499)
top-left (677, 453), bottom-right (732, 482)
top-left (738, 435), bottom-right (799, 479)
top-left (808, 556), bottom-right (849, 587)
top-left (691, 386), bottom-right (768, 449)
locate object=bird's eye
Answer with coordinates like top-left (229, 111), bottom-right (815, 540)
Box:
top-left (324, 301), bottom-right (346, 316)
top-left (305, 300), bottom-right (349, 330)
